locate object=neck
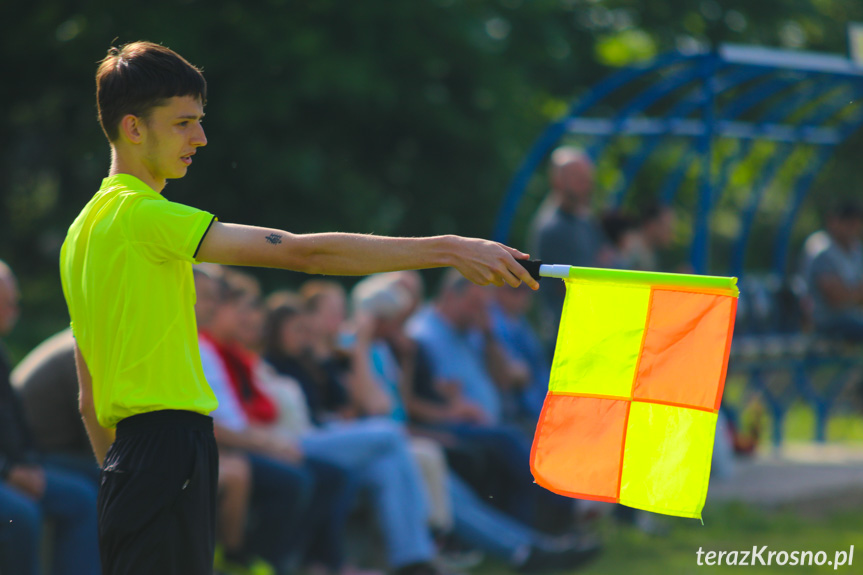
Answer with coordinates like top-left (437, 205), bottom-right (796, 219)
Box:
top-left (557, 197), bottom-right (589, 216)
top-left (836, 238), bottom-right (856, 251)
top-left (205, 324), bottom-right (234, 345)
top-left (109, 147), bottom-right (165, 193)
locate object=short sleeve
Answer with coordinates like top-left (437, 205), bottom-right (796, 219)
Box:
top-left (128, 198), bottom-right (215, 263)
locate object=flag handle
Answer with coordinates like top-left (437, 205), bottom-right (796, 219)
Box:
top-left (516, 259), bottom-right (544, 282)
top-left (514, 259), bottom-right (568, 282)
top-left (517, 259), bottom-right (738, 295)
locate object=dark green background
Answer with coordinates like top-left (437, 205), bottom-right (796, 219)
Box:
top-left (3, 0), bottom-right (863, 359)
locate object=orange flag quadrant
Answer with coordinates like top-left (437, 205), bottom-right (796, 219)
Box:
top-left (530, 272), bottom-right (738, 519)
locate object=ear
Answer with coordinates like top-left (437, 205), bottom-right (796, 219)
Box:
top-left (118, 114), bottom-right (146, 144)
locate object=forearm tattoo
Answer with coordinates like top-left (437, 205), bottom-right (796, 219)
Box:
top-left (265, 233), bottom-right (283, 245)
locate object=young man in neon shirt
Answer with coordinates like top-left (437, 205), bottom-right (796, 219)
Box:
top-left (60, 41), bottom-right (537, 575)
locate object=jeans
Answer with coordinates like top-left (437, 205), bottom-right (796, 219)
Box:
top-left (449, 471), bottom-right (541, 563)
top-left (0, 464), bottom-right (100, 575)
top-left (297, 458), bottom-right (357, 571)
top-left (300, 418), bottom-right (434, 568)
top-left (246, 453), bottom-right (314, 567)
top-left (432, 422), bottom-right (559, 526)
top-left (40, 452), bottom-right (101, 487)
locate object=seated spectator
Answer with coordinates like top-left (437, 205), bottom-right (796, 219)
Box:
top-left (215, 450), bottom-right (255, 572)
top-left (6, 294), bottom-right (282, 575)
top-left (300, 280), bottom-right (393, 420)
top-left (195, 266), bottom-right (327, 574)
top-left (406, 270), bottom-right (526, 426)
top-left (262, 282), bottom-right (450, 575)
top-left (11, 329), bottom-right (100, 485)
top-left (349, 275), bottom-right (455, 539)
top-left (488, 284), bottom-right (549, 423)
top-left (0, 260), bottom-right (100, 575)
top-left (805, 201), bottom-right (863, 340)
top-left (197, 268), bottom-right (381, 575)
top-left (406, 270), bottom-right (567, 529)
top-left (350, 273), bottom-right (602, 573)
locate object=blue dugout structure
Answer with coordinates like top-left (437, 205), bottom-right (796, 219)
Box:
top-left (493, 44), bottom-right (863, 278)
top-left (496, 45), bottom-right (863, 446)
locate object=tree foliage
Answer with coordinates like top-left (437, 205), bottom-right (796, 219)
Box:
top-left (2, 0), bottom-right (862, 356)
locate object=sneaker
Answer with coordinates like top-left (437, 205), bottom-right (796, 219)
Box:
top-left (516, 535), bottom-right (602, 574)
top-left (435, 533), bottom-right (484, 571)
top-left (437, 549), bottom-right (483, 572)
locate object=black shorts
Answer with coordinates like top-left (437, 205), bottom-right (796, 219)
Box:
top-left (98, 410), bottom-right (218, 575)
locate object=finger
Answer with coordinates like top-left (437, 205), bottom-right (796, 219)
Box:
top-left (500, 243), bottom-right (530, 260)
top-left (504, 256), bottom-right (539, 290)
top-left (497, 264), bottom-right (523, 288)
top-left (468, 269), bottom-right (492, 287)
top-left (485, 268), bottom-right (504, 287)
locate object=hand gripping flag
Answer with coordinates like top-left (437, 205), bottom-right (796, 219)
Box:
top-left (529, 265), bottom-right (738, 519)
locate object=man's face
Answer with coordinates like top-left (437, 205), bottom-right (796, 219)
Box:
top-left (495, 284), bottom-right (531, 316)
top-left (236, 294), bottom-right (264, 350)
top-left (312, 292), bottom-right (346, 339)
top-left (140, 95), bottom-right (207, 183)
top-left (645, 208), bottom-right (676, 249)
top-left (280, 313), bottom-right (310, 356)
top-left (833, 217), bottom-right (863, 247)
top-left (210, 297), bottom-right (243, 342)
top-left (0, 274), bottom-right (20, 336)
top-left (556, 158), bottom-right (594, 210)
top-left (452, 284), bottom-right (489, 331)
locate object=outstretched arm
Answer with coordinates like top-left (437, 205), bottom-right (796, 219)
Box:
top-left (74, 342), bottom-right (115, 466)
top-left (195, 223), bottom-right (539, 289)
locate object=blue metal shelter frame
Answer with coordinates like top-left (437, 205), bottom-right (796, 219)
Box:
top-left (494, 45), bottom-right (863, 446)
top-left (493, 44), bottom-right (863, 278)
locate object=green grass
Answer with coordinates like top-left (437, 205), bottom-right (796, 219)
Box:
top-left (474, 502), bottom-right (863, 574)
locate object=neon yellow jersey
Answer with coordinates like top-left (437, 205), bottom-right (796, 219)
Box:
top-left (59, 174), bottom-right (218, 428)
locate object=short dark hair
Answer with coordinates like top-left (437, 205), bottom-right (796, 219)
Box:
top-left (262, 302), bottom-right (303, 360)
top-left (827, 199), bottom-right (863, 221)
top-left (300, 280), bottom-right (345, 313)
top-left (95, 41), bottom-right (207, 142)
top-left (437, 268), bottom-right (471, 298)
top-left (601, 209), bottom-right (638, 247)
top-left (638, 202), bottom-right (668, 225)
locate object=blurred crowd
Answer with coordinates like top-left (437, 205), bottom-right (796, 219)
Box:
top-left (2, 146), bottom-right (862, 575)
top-left (1, 259), bottom-right (604, 575)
